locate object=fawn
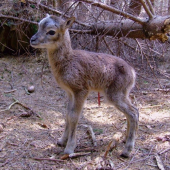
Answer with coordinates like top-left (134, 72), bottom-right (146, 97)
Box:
top-left (30, 14), bottom-right (139, 158)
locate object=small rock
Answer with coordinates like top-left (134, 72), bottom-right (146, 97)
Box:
top-left (28, 86), bottom-right (35, 93)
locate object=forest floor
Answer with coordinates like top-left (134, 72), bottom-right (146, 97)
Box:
top-left (0, 54), bottom-right (170, 170)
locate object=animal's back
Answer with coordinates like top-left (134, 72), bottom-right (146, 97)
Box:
top-left (60, 49), bottom-right (135, 91)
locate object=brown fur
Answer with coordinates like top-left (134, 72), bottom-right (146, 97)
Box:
top-left (30, 15), bottom-right (139, 158)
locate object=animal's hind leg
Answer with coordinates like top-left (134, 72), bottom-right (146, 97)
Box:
top-left (106, 91), bottom-right (139, 158)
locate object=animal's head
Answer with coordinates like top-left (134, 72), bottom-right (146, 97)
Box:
top-left (30, 14), bottom-right (75, 49)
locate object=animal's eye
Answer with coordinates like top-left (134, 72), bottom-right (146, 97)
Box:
top-left (47, 30), bottom-right (55, 35)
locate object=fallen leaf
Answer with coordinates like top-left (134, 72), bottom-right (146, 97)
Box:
top-left (38, 123), bottom-right (48, 128)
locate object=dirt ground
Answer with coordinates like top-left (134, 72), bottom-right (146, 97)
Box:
top-left (0, 54), bottom-right (170, 170)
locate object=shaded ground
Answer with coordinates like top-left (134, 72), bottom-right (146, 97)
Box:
top-left (0, 54), bottom-right (170, 170)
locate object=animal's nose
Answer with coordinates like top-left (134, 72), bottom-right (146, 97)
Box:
top-left (30, 35), bottom-right (36, 43)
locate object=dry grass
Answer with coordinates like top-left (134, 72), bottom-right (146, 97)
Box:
top-left (0, 55), bottom-right (170, 170)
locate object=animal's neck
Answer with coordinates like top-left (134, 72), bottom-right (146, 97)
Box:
top-left (46, 31), bottom-right (73, 77)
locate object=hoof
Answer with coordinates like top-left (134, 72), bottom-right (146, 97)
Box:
top-left (120, 152), bottom-right (129, 158)
top-left (120, 150), bottom-right (130, 158)
top-left (64, 148), bottom-right (74, 155)
top-left (57, 138), bottom-right (67, 147)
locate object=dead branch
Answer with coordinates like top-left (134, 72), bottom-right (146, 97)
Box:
top-left (155, 88), bottom-right (170, 92)
top-left (104, 132), bottom-right (122, 158)
top-left (103, 37), bottom-right (115, 55)
top-left (154, 154), bottom-right (165, 170)
top-left (27, 0), bottom-right (89, 27)
top-left (60, 152), bottom-right (91, 160)
top-left (139, 0), bottom-right (153, 19)
top-left (76, 0), bottom-right (145, 25)
top-left (0, 99), bottom-right (19, 113)
top-left (82, 124), bottom-right (97, 147)
top-left (4, 89), bottom-right (17, 93)
top-left (70, 29), bottom-right (92, 33)
top-left (146, 0), bottom-right (155, 15)
top-left (135, 39), bottom-right (163, 88)
top-left (0, 98), bottom-right (41, 118)
top-left (75, 147), bottom-right (97, 152)
top-left (158, 148), bottom-right (170, 155)
top-left (0, 14), bottom-right (38, 25)
top-left (32, 157), bottom-right (66, 162)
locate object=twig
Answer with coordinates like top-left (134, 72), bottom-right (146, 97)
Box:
top-left (0, 42), bottom-right (15, 52)
top-left (28, 0), bottom-right (89, 27)
top-left (62, 1), bottom-right (79, 17)
top-left (75, 147), bottom-right (97, 152)
top-left (0, 98), bottom-right (40, 118)
top-left (32, 157), bottom-right (65, 162)
top-left (4, 89), bottom-right (17, 93)
top-left (76, 0), bottom-right (145, 25)
top-left (70, 29), bottom-right (92, 33)
top-left (156, 88), bottom-right (170, 92)
top-left (125, 148), bottom-right (140, 169)
top-left (104, 141), bottom-right (114, 158)
top-left (60, 152), bottom-right (91, 160)
top-left (0, 14), bottom-right (38, 25)
top-left (140, 105), bottom-right (162, 109)
top-left (0, 100), bottom-right (18, 112)
top-left (103, 37), bottom-right (115, 55)
top-left (104, 132), bottom-right (122, 158)
top-left (154, 154), bottom-right (165, 170)
top-left (158, 148), bottom-right (170, 155)
top-left (135, 39), bottom-right (163, 88)
top-left (139, 0), bottom-right (153, 19)
top-left (145, 0), bottom-right (155, 15)
top-left (133, 145), bottom-right (155, 163)
top-left (82, 125), bottom-right (97, 146)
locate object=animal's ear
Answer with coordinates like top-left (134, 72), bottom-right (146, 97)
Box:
top-left (46, 13), bottom-right (50, 18)
top-left (63, 17), bottom-right (75, 29)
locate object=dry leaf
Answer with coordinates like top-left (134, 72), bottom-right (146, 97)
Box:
top-left (38, 123), bottom-right (48, 128)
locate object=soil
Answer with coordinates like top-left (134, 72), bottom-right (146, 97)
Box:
top-left (0, 54), bottom-right (170, 170)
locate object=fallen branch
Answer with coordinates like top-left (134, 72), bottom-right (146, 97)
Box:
top-left (155, 88), bottom-right (170, 92)
top-left (154, 154), bottom-right (165, 170)
top-left (82, 124), bottom-right (97, 146)
top-left (60, 152), bottom-right (91, 160)
top-left (0, 99), bottom-right (18, 112)
top-left (32, 157), bottom-right (65, 162)
top-left (158, 147), bottom-right (170, 155)
top-left (0, 98), bottom-right (41, 118)
top-left (75, 147), bottom-right (97, 152)
top-left (104, 132), bottom-right (122, 158)
top-left (104, 141), bottom-right (115, 158)
top-left (4, 89), bottom-right (17, 93)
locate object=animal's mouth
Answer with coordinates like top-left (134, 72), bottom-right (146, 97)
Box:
top-left (30, 39), bottom-right (46, 48)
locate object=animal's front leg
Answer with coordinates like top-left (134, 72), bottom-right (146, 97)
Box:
top-left (64, 90), bottom-right (88, 154)
top-left (57, 115), bottom-right (69, 147)
top-left (57, 93), bottom-right (73, 147)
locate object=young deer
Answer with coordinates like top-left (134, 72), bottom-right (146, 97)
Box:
top-left (30, 15), bottom-right (139, 158)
